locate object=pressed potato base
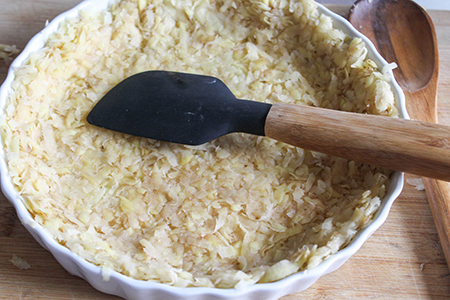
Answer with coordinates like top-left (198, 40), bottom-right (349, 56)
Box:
top-left (1, 0), bottom-right (397, 288)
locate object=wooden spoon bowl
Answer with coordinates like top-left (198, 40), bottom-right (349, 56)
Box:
top-left (350, 0), bottom-right (437, 94)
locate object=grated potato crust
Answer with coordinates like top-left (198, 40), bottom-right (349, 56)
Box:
top-left (2, 0), bottom-right (398, 288)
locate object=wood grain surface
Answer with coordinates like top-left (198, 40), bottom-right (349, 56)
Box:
top-left (265, 103), bottom-right (450, 181)
top-left (0, 2), bottom-right (449, 299)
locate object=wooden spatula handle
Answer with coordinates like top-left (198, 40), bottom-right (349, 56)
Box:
top-left (265, 103), bottom-right (450, 181)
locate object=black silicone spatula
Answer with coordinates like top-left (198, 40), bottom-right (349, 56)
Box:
top-left (87, 70), bottom-right (450, 181)
top-left (88, 71), bottom-right (271, 145)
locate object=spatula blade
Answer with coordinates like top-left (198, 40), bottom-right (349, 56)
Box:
top-left (87, 71), bottom-right (270, 145)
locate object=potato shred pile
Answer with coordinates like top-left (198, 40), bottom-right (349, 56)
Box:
top-left (2, 0), bottom-right (398, 288)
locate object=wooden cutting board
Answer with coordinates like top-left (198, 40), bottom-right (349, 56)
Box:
top-left (0, 1), bottom-right (449, 299)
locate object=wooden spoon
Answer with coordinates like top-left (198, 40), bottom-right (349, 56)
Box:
top-left (349, 0), bottom-right (450, 269)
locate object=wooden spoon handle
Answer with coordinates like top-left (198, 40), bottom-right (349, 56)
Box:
top-left (265, 103), bottom-right (450, 181)
top-left (423, 178), bottom-right (450, 264)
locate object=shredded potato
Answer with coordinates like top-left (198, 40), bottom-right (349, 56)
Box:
top-left (0, 44), bottom-right (19, 64)
top-left (1, 0), bottom-right (397, 288)
top-left (10, 254), bottom-right (31, 270)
